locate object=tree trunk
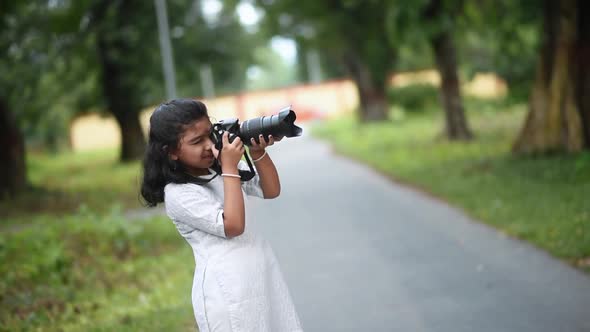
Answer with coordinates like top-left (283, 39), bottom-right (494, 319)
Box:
top-left (113, 111), bottom-right (146, 162)
top-left (95, 1), bottom-right (146, 162)
top-left (513, 0), bottom-right (589, 153)
top-left (0, 97), bottom-right (27, 198)
top-left (425, 0), bottom-right (473, 140)
top-left (575, 0), bottom-right (590, 147)
top-left (97, 48), bottom-right (146, 161)
top-left (431, 32), bottom-right (473, 140)
top-left (343, 52), bottom-right (389, 122)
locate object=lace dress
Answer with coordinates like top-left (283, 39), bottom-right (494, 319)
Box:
top-left (164, 161), bottom-right (303, 332)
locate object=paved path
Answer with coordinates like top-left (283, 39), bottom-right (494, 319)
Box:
top-left (247, 135), bottom-right (590, 332)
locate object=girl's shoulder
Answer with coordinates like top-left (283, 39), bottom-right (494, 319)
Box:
top-left (164, 182), bottom-right (220, 212)
top-left (164, 182), bottom-right (212, 199)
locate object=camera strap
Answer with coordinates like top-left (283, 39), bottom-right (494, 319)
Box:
top-left (239, 151), bottom-right (257, 181)
top-left (210, 149), bottom-right (256, 182)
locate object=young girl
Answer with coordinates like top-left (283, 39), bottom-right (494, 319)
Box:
top-left (140, 99), bottom-right (303, 332)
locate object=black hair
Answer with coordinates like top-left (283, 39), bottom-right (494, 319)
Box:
top-left (140, 98), bottom-right (219, 207)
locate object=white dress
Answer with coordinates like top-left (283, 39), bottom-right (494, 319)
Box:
top-left (164, 161), bottom-right (303, 332)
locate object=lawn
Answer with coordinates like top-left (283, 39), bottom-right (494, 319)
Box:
top-left (0, 151), bottom-right (198, 331)
top-left (1, 149), bottom-right (145, 228)
top-left (312, 97), bottom-right (590, 271)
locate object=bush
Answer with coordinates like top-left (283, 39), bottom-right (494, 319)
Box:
top-left (387, 84), bottom-right (440, 113)
top-left (0, 205), bottom-right (184, 329)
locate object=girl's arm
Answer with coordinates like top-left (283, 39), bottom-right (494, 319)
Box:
top-left (249, 134), bottom-right (281, 199)
top-left (216, 133), bottom-right (246, 237)
top-left (221, 164), bottom-right (246, 237)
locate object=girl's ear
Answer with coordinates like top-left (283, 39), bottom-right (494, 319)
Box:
top-left (164, 144), bottom-right (180, 161)
top-left (169, 149), bottom-right (180, 161)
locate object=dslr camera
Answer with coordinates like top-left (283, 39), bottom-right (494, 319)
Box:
top-left (209, 106), bottom-right (303, 181)
top-left (210, 106), bottom-right (303, 151)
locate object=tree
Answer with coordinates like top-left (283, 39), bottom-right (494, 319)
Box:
top-left (421, 0), bottom-right (473, 140)
top-left (67, 0), bottom-right (259, 161)
top-left (0, 3), bottom-right (25, 197)
top-left (255, 0), bottom-right (396, 122)
top-left (0, 97), bottom-right (26, 198)
top-left (0, 0), bottom-right (265, 198)
top-left (88, 0), bottom-right (161, 161)
top-left (458, 0), bottom-right (541, 102)
top-left (513, 0), bottom-right (590, 153)
top-left (390, 0), bottom-right (472, 139)
top-left (87, 0), bottom-right (261, 161)
top-left (169, 0), bottom-right (261, 97)
top-left (294, 38), bottom-right (347, 83)
top-left (0, 1), bottom-right (53, 197)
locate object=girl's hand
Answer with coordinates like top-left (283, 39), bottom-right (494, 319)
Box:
top-left (213, 132), bottom-right (244, 168)
top-left (249, 134), bottom-right (281, 158)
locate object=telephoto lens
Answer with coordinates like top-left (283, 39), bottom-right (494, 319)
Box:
top-left (239, 106), bottom-right (303, 145)
top-left (210, 106), bottom-right (303, 150)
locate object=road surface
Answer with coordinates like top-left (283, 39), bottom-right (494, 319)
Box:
top-left (247, 135), bottom-right (590, 332)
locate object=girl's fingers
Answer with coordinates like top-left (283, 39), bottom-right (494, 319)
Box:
top-left (267, 135), bottom-right (275, 145)
top-left (231, 136), bottom-right (242, 148)
top-left (258, 134), bottom-right (268, 148)
top-left (251, 137), bottom-right (258, 146)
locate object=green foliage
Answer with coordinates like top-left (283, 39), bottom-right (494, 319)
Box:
top-left (395, 42), bottom-right (434, 72)
top-left (386, 0), bottom-right (437, 43)
top-left (0, 207), bottom-right (194, 331)
top-left (385, 0), bottom-right (542, 102)
top-left (387, 84), bottom-right (440, 113)
top-left (245, 44), bottom-right (298, 91)
top-left (0, 146), bottom-right (199, 330)
top-left (458, 0), bottom-right (542, 101)
top-left (0, 0), bottom-right (262, 154)
top-left (294, 38), bottom-right (348, 82)
top-left (0, 0), bottom-right (545, 155)
top-left (313, 101), bottom-right (590, 269)
top-left (0, 149), bottom-right (142, 222)
top-left (168, 0), bottom-right (262, 97)
top-left (0, 1), bottom-right (103, 151)
top-left (1, 3), bottom-right (58, 143)
top-left (255, 0), bottom-right (395, 86)
top-left (386, 0), bottom-right (464, 72)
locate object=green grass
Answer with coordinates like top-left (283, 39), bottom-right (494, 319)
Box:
top-left (0, 207), bottom-right (197, 331)
top-left (0, 148), bottom-right (201, 331)
top-left (313, 102), bottom-right (590, 271)
top-left (1, 149), bottom-right (144, 225)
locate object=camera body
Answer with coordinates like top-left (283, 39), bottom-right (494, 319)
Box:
top-left (211, 118), bottom-right (242, 151)
top-left (210, 106), bottom-right (302, 151)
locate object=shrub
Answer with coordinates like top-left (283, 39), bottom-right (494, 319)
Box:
top-left (387, 84), bottom-right (440, 113)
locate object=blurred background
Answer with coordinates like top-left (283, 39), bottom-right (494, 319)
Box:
top-left (1, 0), bottom-right (589, 331)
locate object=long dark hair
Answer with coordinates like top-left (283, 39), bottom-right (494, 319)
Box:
top-left (140, 98), bottom-right (219, 207)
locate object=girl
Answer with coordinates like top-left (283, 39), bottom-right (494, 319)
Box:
top-left (140, 99), bottom-right (303, 332)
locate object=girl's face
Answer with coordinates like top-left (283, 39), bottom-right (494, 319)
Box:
top-left (170, 117), bottom-right (215, 176)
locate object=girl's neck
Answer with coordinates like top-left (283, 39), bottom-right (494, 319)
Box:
top-left (187, 167), bottom-right (211, 177)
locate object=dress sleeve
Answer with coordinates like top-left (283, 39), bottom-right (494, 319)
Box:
top-left (164, 183), bottom-right (227, 238)
top-left (238, 160), bottom-right (264, 198)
